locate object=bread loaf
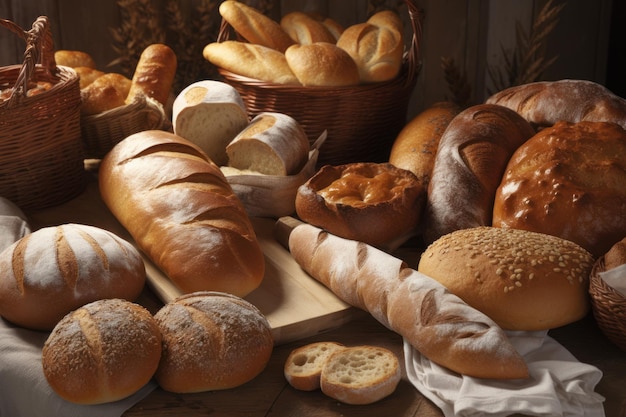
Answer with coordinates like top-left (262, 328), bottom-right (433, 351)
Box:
top-left (288, 223), bottom-right (529, 379)
top-left (80, 72), bottom-right (132, 115)
top-left (98, 130), bottom-right (265, 297)
top-left (226, 112), bottom-right (309, 175)
top-left (219, 0), bottom-right (295, 53)
top-left (154, 291), bottom-right (274, 393)
top-left (74, 66), bottom-right (105, 89)
top-left (423, 104), bottom-right (535, 244)
top-left (492, 120), bottom-right (626, 258)
top-left (42, 299), bottom-right (162, 405)
top-left (172, 80), bottom-right (249, 166)
top-left (486, 79), bottom-right (626, 130)
top-left (280, 11), bottom-right (337, 44)
top-left (125, 43), bottom-right (177, 106)
top-left (203, 41), bottom-right (299, 84)
top-left (285, 42), bottom-right (360, 87)
top-left (0, 196), bottom-right (30, 253)
top-left (284, 341), bottom-right (346, 391)
top-left (389, 101), bottom-right (461, 187)
top-left (603, 237), bottom-right (626, 271)
top-left (54, 50), bottom-right (96, 69)
top-left (418, 226), bottom-right (594, 331)
top-left (295, 162), bottom-right (425, 249)
top-left (0, 224), bottom-right (146, 331)
top-left (320, 345), bottom-right (401, 405)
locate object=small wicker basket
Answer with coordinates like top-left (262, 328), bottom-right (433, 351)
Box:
top-left (215, 0), bottom-right (423, 167)
top-left (589, 241), bottom-right (626, 351)
top-left (0, 16), bottom-right (85, 211)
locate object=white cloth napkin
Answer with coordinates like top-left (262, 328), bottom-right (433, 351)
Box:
top-left (404, 330), bottom-right (605, 417)
top-left (0, 317), bottom-right (157, 417)
top-left (599, 264), bottom-right (626, 297)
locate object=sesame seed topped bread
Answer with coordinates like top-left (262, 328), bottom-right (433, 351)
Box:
top-left (320, 345), bottom-right (401, 405)
top-left (418, 226), bottom-right (594, 331)
top-left (284, 341), bottom-right (346, 391)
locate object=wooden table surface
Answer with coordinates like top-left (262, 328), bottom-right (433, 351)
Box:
top-left (124, 287), bottom-right (626, 417)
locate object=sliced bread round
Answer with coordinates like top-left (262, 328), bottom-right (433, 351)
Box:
top-left (284, 341), bottom-right (345, 391)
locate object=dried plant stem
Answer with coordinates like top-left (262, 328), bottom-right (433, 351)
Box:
top-left (441, 56), bottom-right (472, 108)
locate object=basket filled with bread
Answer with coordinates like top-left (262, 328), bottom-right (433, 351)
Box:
top-left (56, 44), bottom-right (176, 159)
top-left (0, 16), bottom-right (84, 211)
top-left (204, 0), bottom-right (423, 167)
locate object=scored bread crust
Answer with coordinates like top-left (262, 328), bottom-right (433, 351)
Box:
top-left (284, 341), bottom-right (346, 391)
top-left (320, 345), bottom-right (401, 405)
top-left (288, 223), bottom-right (529, 380)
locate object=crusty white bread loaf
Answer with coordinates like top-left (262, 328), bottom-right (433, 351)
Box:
top-left (486, 79), bottom-right (626, 130)
top-left (0, 224), bottom-right (146, 331)
top-left (285, 42), bottom-right (360, 87)
top-left (42, 299), bottom-right (162, 405)
top-left (284, 341), bottom-right (346, 391)
top-left (492, 120), bottom-right (626, 258)
top-left (74, 66), bottom-right (105, 89)
top-left (423, 104), bottom-right (535, 244)
top-left (98, 130), bottom-right (265, 297)
top-left (280, 11), bottom-right (337, 44)
top-left (0, 196), bottom-right (30, 253)
top-left (320, 345), bottom-right (401, 405)
top-left (54, 50), bottom-right (96, 69)
top-left (366, 9), bottom-right (404, 34)
top-left (288, 223), bottom-right (529, 379)
top-left (336, 10), bottom-right (404, 83)
top-left (226, 112), bottom-right (309, 175)
top-left (295, 162), bottom-right (425, 249)
top-left (154, 291), bottom-right (274, 393)
top-left (172, 80), bottom-right (249, 166)
top-left (203, 40), bottom-right (299, 84)
top-left (418, 226), bottom-right (594, 331)
top-left (125, 43), bottom-right (177, 106)
top-left (219, 0), bottom-right (295, 53)
top-left (80, 72), bottom-right (132, 115)
top-left (389, 101), bottom-right (461, 188)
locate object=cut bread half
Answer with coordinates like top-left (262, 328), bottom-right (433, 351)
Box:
top-left (284, 341), bottom-right (345, 391)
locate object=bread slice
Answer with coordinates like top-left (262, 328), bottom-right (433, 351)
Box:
top-left (320, 345), bottom-right (401, 405)
top-left (284, 341), bottom-right (345, 391)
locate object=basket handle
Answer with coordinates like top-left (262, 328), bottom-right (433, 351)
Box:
top-left (216, 1), bottom-right (424, 88)
top-left (0, 16), bottom-right (58, 106)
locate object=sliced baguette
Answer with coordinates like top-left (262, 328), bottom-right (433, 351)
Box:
top-left (284, 341), bottom-right (346, 391)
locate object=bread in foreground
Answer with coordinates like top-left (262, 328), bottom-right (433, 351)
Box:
top-left (284, 341), bottom-right (346, 391)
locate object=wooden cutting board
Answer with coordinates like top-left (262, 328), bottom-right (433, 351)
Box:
top-left (27, 178), bottom-right (360, 345)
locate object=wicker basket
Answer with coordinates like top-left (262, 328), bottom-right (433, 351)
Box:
top-left (0, 16), bottom-right (85, 211)
top-left (81, 93), bottom-right (168, 159)
top-left (216, 0), bottom-right (423, 167)
top-left (589, 252), bottom-right (626, 351)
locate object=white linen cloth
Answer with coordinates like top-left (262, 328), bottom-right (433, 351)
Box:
top-left (0, 317), bottom-right (157, 417)
top-left (404, 330), bottom-right (605, 417)
top-left (599, 264), bottom-right (626, 298)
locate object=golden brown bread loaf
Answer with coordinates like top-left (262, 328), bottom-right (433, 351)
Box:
top-left (80, 72), bottom-right (132, 115)
top-left (418, 226), bottom-right (594, 331)
top-left (42, 299), bottom-right (162, 405)
top-left (154, 291), bottom-right (274, 393)
top-left (125, 43), bottom-right (177, 106)
top-left (219, 0), bottom-right (295, 52)
top-left (285, 42), bottom-right (360, 87)
top-left (288, 223), bottom-right (528, 379)
top-left (486, 79), bottom-right (626, 130)
top-left (295, 162), bottom-right (425, 249)
top-left (0, 224), bottom-right (146, 331)
top-left (98, 130), bottom-right (265, 297)
top-left (603, 237), bottom-right (626, 271)
top-left (203, 40), bottom-right (299, 84)
top-left (280, 11), bottom-right (338, 44)
top-left (389, 101), bottom-right (461, 187)
top-left (73, 66), bottom-right (105, 89)
top-left (492, 120), bottom-right (626, 258)
top-left (423, 104), bottom-right (535, 244)
top-left (54, 50), bottom-right (96, 69)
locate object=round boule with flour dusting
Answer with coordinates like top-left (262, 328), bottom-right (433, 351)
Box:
top-left (418, 226), bottom-right (594, 331)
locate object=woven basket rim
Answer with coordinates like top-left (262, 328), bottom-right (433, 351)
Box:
top-left (589, 256), bottom-right (626, 351)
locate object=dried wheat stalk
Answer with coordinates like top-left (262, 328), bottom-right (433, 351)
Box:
top-left (441, 56), bottom-right (472, 108)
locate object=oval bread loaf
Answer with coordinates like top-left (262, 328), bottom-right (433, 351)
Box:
top-left (173, 80), bottom-right (249, 166)
top-left (154, 291), bottom-right (274, 393)
top-left (125, 43), bottom-right (177, 106)
top-left (0, 224), bottom-right (146, 331)
top-left (280, 11), bottom-right (337, 44)
top-left (226, 112), bottom-right (309, 176)
top-left (80, 73), bottom-right (132, 115)
top-left (284, 341), bottom-right (346, 391)
top-left (42, 299), bottom-right (162, 405)
top-left (98, 130), bottom-right (265, 297)
top-left (54, 50), bottom-right (96, 69)
top-left (285, 42), bottom-right (360, 87)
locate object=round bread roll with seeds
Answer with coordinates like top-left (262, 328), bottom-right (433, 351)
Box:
top-left (284, 341), bottom-right (345, 391)
top-left (418, 226), bottom-right (594, 331)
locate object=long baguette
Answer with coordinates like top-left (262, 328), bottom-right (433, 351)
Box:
top-left (287, 223), bottom-right (528, 380)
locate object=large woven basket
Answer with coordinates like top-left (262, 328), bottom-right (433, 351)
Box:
top-left (589, 241), bottom-right (626, 351)
top-left (216, 0), bottom-right (423, 167)
top-left (0, 16), bottom-right (85, 211)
